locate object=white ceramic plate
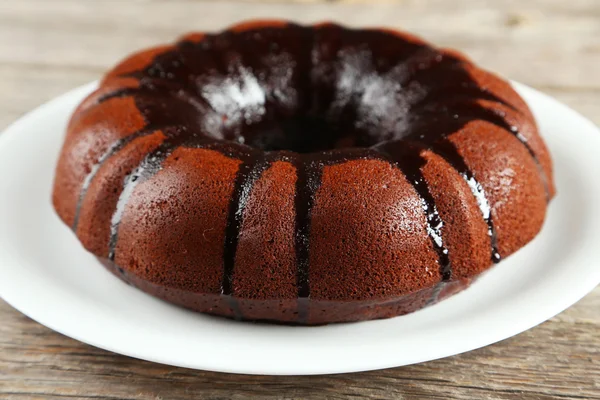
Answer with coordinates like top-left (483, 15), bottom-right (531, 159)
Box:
top-left (1, 81), bottom-right (599, 375)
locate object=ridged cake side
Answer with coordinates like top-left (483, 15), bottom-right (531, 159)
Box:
top-left (52, 21), bottom-right (554, 324)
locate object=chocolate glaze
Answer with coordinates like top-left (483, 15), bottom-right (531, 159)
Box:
top-left (71, 22), bottom-right (551, 323)
top-left (375, 142), bottom-right (451, 280)
top-left (222, 151), bottom-right (288, 319)
top-left (107, 127), bottom-right (189, 261)
top-left (71, 124), bottom-right (172, 231)
top-left (96, 87), bottom-right (141, 103)
top-left (429, 139), bottom-right (501, 262)
top-left (290, 148), bottom-right (383, 321)
top-left (293, 156), bottom-right (321, 323)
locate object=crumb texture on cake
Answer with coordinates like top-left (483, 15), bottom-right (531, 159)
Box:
top-left (52, 20), bottom-right (554, 324)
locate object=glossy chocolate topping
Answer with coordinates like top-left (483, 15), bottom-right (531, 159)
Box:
top-left (63, 22), bottom-right (552, 324)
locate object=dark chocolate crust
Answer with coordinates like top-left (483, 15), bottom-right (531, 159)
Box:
top-left (52, 21), bottom-right (554, 324)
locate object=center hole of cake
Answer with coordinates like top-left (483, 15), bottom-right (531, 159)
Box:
top-left (239, 114), bottom-right (370, 153)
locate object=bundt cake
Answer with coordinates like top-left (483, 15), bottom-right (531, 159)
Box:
top-left (52, 20), bottom-right (555, 325)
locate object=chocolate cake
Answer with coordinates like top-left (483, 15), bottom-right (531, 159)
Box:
top-left (52, 21), bottom-right (555, 324)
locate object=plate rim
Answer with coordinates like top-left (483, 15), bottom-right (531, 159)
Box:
top-left (0, 80), bottom-right (599, 375)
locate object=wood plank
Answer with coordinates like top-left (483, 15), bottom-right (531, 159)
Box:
top-left (1, 289), bottom-right (599, 400)
top-left (0, 0), bottom-right (599, 398)
top-left (0, 0), bottom-right (598, 89)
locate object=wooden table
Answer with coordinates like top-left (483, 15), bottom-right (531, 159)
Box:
top-left (1, 1), bottom-right (599, 398)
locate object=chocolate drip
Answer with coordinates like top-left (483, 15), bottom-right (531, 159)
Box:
top-left (423, 102), bottom-right (550, 200)
top-left (221, 151), bottom-right (284, 319)
top-left (107, 128), bottom-right (218, 261)
top-left (108, 141), bottom-right (169, 261)
top-left (411, 83), bottom-right (518, 113)
top-left (376, 143), bottom-right (452, 281)
top-left (107, 134), bottom-right (182, 261)
top-left (387, 47), bottom-right (452, 82)
top-left (426, 281), bottom-right (447, 306)
top-left (97, 87), bottom-right (141, 104)
top-left (291, 149), bottom-right (381, 323)
top-left (72, 124), bottom-right (175, 231)
top-left (429, 139), bottom-right (501, 263)
top-left (293, 156), bottom-right (322, 323)
top-left (222, 154), bottom-right (262, 295)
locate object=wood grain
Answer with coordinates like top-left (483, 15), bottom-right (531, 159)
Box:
top-left (0, 0), bottom-right (599, 399)
top-left (2, 292), bottom-right (599, 400)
